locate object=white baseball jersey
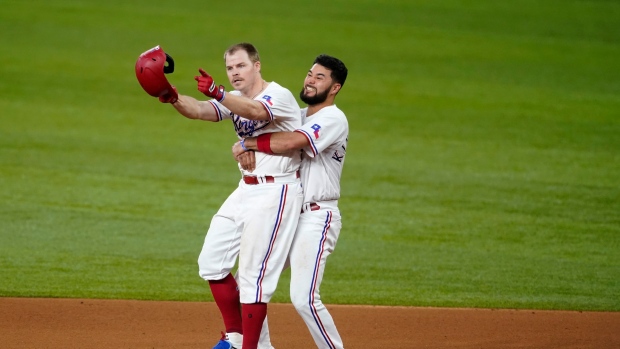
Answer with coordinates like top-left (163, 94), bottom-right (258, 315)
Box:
top-left (295, 105), bottom-right (348, 203)
top-left (198, 81), bottom-right (303, 310)
top-left (209, 82), bottom-right (302, 177)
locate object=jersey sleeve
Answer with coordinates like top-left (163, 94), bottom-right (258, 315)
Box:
top-left (208, 97), bottom-right (236, 122)
top-left (258, 86), bottom-right (300, 126)
top-left (296, 110), bottom-right (347, 158)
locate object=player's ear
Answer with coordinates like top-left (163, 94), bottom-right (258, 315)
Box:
top-left (331, 83), bottom-right (342, 95)
top-left (254, 60), bottom-right (261, 72)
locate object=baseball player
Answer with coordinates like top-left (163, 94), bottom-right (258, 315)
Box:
top-left (158, 43), bottom-right (303, 349)
top-left (233, 54), bottom-right (349, 349)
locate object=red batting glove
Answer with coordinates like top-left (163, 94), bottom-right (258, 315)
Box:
top-left (194, 68), bottom-right (226, 102)
top-left (159, 86), bottom-right (178, 104)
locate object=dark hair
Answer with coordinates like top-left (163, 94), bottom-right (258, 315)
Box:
top-left (314, 54), bottom-right (348, 87)
top-left (224, 42), bottom-right (260, 63)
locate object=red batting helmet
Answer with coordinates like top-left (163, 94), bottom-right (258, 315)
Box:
top-left (135, 45), bottom-right (175, 97)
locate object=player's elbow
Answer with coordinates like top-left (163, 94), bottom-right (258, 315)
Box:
top-left (245, 104), bottom-right (270, 121)
top-left (281, 138), bottom-right (299, 152)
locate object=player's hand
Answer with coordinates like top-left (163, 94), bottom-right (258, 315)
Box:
top-left (158, 86), bottom-right (178, 104)
top-left (195, 68), bottom-right (226, 102)
top-left (234, 141), bottom-right (256, 171)
top-left (232, 141), bottom-right (246, 158)
top-left (236, 151), bottom-right (256, 172)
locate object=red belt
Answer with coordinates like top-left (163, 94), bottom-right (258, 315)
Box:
top-left (243, 176), bottom-right (274, 185)
top-left (301, 203), bottom-right (321, 213)
top-left (243, 171), bottom-right (300, 185)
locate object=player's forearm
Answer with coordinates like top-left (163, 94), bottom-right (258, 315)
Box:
top-left (172, 95), bottom-right (218, 121)
top-left (221, 93), bottom-right (270, 121)
top-left (243, 132), bottom-right (308, 154)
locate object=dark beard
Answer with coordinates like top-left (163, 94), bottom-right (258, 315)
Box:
top-left (299, 87), bottom-right (329, 105)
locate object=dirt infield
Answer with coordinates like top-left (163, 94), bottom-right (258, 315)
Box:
top-left (1, 298), bottom-right (619, 348)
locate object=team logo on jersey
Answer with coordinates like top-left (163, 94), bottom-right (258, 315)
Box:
top-left (262, 95), bottom-right (273, 106)
top-left (232, 115), bottom-right (270, 137)
top-left (311, 124), bottom-right (321, 139)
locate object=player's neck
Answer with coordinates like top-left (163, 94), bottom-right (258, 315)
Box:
top-left (244, 79), bottom-right (267, 99)
top-left (306, 101), bottom-right (333, 117)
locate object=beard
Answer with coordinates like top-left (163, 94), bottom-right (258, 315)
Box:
top-left (299, 86), bottom-right (329, 105)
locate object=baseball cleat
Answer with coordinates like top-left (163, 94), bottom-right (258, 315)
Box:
top-left (212, 339), bottom-right (237, 349)
top-left (212, 331), bottom-right (241, 349)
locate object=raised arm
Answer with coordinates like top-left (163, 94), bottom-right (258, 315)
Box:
top-left (195, 68), bottom-right (271, 121)
top-left (159, 86), bottom-right (220, 122)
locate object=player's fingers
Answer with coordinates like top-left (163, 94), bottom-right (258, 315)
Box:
top-left (243, 154), bottom-right (252, 170)
top-left (248, 151), bottom-right (256, 171)
top-left (240, 157), bottom-right (250, 170)
top-left (198, 68), bottom-right (208, 77)
top-left (232, 144), bottom-right (241, 159)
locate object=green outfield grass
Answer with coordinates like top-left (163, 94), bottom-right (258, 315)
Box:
top-left (1, 0), bottom-right (619, 311)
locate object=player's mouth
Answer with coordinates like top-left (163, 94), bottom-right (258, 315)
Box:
top-left (305, 86), bottom-right (316, 93)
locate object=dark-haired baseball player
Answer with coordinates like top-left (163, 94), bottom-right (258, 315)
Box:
top-left (234, 54), bottom-right (349, 349)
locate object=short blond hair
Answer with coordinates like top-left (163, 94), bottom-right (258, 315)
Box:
top-left (224, 42), bottom-right (260, 63)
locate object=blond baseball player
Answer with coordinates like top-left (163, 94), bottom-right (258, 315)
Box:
top-left (234, 54), bottom-right (349, 349)
top-left (158, 43), bottom-right (303, 349)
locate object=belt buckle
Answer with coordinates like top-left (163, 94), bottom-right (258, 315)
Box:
top-left (301, 202), bottom-right (321, 213)
top-left (258, 175), bottom-right (274, 184)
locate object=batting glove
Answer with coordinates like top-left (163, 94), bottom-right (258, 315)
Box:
top-left (195, 68), bottom-right (225, 102)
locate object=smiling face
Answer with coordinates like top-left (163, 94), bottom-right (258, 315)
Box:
top-left (300, 63), bottom-right (339, 106)
top-left (225, 49), bottom-right (261, 94)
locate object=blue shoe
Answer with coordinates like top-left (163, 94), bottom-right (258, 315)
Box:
top-left (212, 339), bottom-right (236, 349)
top-left (212, 331), bottom-right (240, 349)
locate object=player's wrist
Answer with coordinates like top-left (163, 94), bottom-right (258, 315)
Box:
top-left (241, 137), bottom-right (257, 151)
top-left (240, 138), bottom-right (248, 151)
top-left (215, 86), bottom-right (226, 102)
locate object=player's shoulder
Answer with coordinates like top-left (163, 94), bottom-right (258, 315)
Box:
top-left (262, 81), bottom-right (289, 97)
top-left (265, 81), bottom-right (292, 95)
top-left (303, 105), bottom-right (348, 132)
top-left (318, 105), bottom-right (347, 121)
top-left (263, 81), bottom-right (298, 108)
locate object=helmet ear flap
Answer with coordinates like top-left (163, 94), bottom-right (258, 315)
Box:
top-left (164, 53), bottom-right (174, 74)
top-left (135, 45), bottom-right (175, 97)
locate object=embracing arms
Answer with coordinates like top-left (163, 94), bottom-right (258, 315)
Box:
top-left (232, 132), bottom-right (309, 171)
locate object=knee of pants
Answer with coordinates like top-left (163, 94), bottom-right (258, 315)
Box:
top-left (198, 252), bottom-right (233, 281)
top-left (290, 290), bottom-right (316, 313)
top-left (196, 215), bottom-right (241, 281)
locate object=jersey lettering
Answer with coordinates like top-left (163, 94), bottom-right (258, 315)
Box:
top-left (232, 115), bottom-right (270, 137)
top-left (311, 124), bottom-right (321, 139)
top-left (332, 150), bottom-right (344, 162)
top-left (262, 95), bottom-right (273, 106)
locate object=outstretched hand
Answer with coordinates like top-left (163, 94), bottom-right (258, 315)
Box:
top-left (194, 68), bottom-right (226, 102)
top-left (158, 86), bottom-right (178, 104)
